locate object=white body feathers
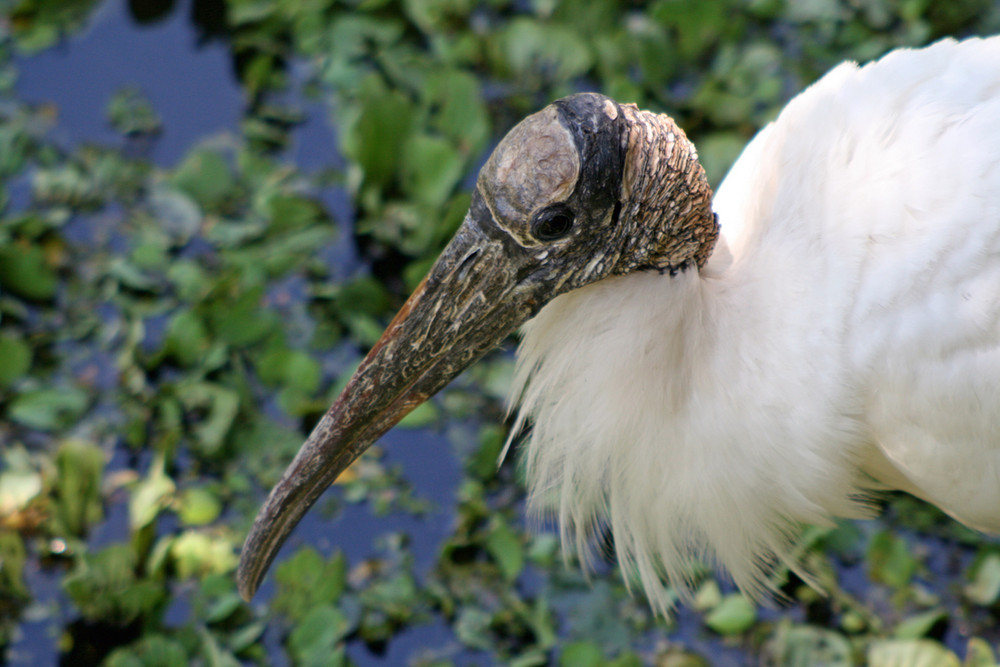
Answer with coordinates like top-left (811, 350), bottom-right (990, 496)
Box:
top-left (508, 37), bottom-right (1000, 611)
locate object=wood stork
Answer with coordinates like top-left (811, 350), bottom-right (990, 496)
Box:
top-left (238, 36), bottom-right (1000, 612)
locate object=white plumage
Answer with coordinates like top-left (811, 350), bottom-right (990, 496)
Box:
top-left (238, 37), bottom-right (1000, 611)
top-left (509, 36), bottom-right (1000, 611)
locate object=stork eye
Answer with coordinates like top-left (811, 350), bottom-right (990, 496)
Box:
top-left (531, 205), bottom-right (575, 242)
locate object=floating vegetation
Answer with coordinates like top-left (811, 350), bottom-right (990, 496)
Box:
top-left (1, 0), bottom-right (999, 665)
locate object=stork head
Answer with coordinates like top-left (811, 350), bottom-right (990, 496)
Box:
top-left (237, 93), bottom-right (718, 600)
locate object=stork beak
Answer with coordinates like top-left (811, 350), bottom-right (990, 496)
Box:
top-left (237, 205), bottom-right (538, 600)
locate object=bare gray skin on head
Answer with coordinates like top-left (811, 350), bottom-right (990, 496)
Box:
top-left (237, 93), bottom-right (719, 601)
top-left (478, 105), bottom-right (580, 247)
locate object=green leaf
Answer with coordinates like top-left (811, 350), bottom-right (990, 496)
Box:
top-left (227, 619), bottom-right (268, 654)
top-left (648, 648), bottom-right (710, 667)
top-left (454, 606), bottom-right (493, 650)
top-left (480, 357), bottom-right (514, 401)
top-left (167, 260), bottom-right (210, 302)
top-left (205, 285), bottom-right (274, 346)
top-left (423, 69), bottom-right (489, 154)
top-left (342, 75), bottom-right (416, 194)
top-left (894, 609), bottom-right (946, 639)
top-left (241, 53), bottom-right (284, 98)
top-left (132, 240), bottom-right (169, 271)
top-left (868, 639), bottom-right (961, 667)
top-left (0, 333), bottom-right (32, 387)
top-left (485, 520), bottom-right (524, 582)
top-left (965, 552), bottom-right (1000, 606)
top-left (162, 310), bottom-right (210, 367)
top-left (964, 638), bottom-right (997, 667)
top-left (650, 0), bottom-right (731, 60)
top-left (256, 345), bottom-right (321, 395)
top-left (401, 133), bottom-right (463, 207)
top-left (403, 0), bottom-right (472, 33)
top-left (273, 547), bottom-right (348, 622)
top-left (198, 626), bottom-right (242, 667)
top-left (0, 125), bottom-right (31, 178)
top-left (527, 533), bottom-right (559, 567)
top-left (129, 455), bottom-right (175, 531)
top-left (170, 530), bottom-right (238, 579)
top-left (560, 641), bottom-right (603, 667)
top-left (703, 594), bottom-right (756, 635)
top-left (177, 487), bottom-right (222, 526)
top-left (202, 585), bottom-right (244, 624)
top-left (170, 148), bottom-right (235, 210)
top-left (204, 218), bottom-right (266, 247)
top-left (402, 255), bottom-right (436, 292)
top-left (288, 605), bottom-right (350, 667)
top-left (628, 16), bottom-right (676, 88)
top-left (104, 635), bottom-right (189, 667)
top-left (765, 624), bottom-right (852, 667)
top-left (63, 545), bottom-right (167, 625)
top-left (867, 531), bottom-right (918, 588)
top-left (107, 87), bottom-right (163, 136)
top-left (397, 400), bottom-right (439, 428)
top-left (32, 162), bottom-right (105, 208)
top-left (696, 132), bottom-right (750, 189)
top-left (562, 580), bottom-right (631, 655)
top-left (108, 256), bottom-right (162, 292)
top-left (465, 423), bottom-right (505, 482)
top-left (178, 382), bottom-right (240, 456)
top-left (818, 519), bottom-right (865, 561)
top-left (332, 275), bottom-right (393, 317)
top-left (606, 653), bottom-right (644, 667)
top-left (525, 594), bottom-right (557, 652)
top-left (8, 387), bottom-right (89, 431)
top-left (693, 579), bottom-right (722, 611)
top-left (149, 184), bottom-right (202, 244)
top-left (0, 446), bottom-right (42, 518)
top-left (0, 242), bottom-right (58, 301)
top-left (341, 312), bottom-right (385, 347)
top-left (242, 226), bottom-right (334, 276)
top-left (52, 439), bottom-right (105, 537)
top-left (784, 0), bottom-right (845, 23)
top-left (496, 19), bottom-right (593, 81)
top-left (0, 532), bottom-right (29, 600)
top-left (262, 193), bottom-right (327, 232)
top-left (361, 570), bottom-right (421, 624)
top-left (13, 21), bottom-right (62, 53)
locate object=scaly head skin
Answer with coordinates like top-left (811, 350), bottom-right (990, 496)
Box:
top-left (237, 93), bottom-right (717, 600)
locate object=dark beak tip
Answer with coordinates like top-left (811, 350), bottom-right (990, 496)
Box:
top-left (236, 566), bottom-right (257, 602)
top-left (236, 532), bottom-right (264, 601)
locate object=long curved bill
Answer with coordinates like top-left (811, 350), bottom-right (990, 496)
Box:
top-left (237, 209), bottom-right (535, 600)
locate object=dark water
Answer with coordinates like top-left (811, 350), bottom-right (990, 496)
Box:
top-left (11, 2), bottom-right (469, 665)
top-left (15, 2), bottom-right (241, 166)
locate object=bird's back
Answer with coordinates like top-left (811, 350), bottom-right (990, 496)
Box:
top-left (716, 36), bottom-right (1000, 530)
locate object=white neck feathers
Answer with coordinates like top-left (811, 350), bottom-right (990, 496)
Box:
top-left (506, 264), bottom-right (869, 611)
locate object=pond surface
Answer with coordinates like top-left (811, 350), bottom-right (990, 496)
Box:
top-left (16, 1), bottom-right (241, 164)
top-left (11, 4), bottom-right (476, 664)
top-left (8, 4), bottom-right (545, 665)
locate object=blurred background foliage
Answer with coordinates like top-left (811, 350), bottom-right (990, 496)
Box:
top-left (1, 0), bottom-right (1000, 665)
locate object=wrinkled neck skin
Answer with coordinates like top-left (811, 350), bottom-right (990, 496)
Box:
top-left (507, 207), bottom-right (870, 614)
top-left (614, 105), bottom-right (717, 275)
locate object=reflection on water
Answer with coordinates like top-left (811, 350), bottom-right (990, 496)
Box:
top-left (15, 1), bottom-right (241, 167)
top-left (9, 2), bottom-right (480, 665)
